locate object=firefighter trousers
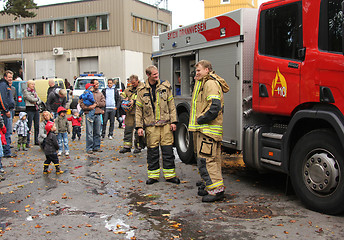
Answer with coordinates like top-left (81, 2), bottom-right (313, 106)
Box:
top-left (123, 114), bottom-right (145, 149)
top-left (146, 124), bottom-right (176, 180)
top-left (193, 131), bottom-right (224, 193)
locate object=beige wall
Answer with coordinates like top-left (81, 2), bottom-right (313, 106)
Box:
top-left (204, 0), bottom-right (257, 19)
top-left (0, 0), bottom-right (171, 83)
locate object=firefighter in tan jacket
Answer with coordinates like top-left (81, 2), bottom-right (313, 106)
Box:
top-left (136, 65), bottom-right (180, 185)
top-left (189, 60), bottom-right (230, 202)
top-left (119, 75), bottom-right (145, 154)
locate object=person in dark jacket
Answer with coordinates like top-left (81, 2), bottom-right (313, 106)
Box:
top-left (101, 79), bottom-right (121, 139)
top-left (47, 79), bottom-right (57, 100)
top-left (46, 88), bottom-right (67, 118)
top-left (0, 70), bottom-right (16, 158)
top-left (43, 121), bottom-right (63, 174)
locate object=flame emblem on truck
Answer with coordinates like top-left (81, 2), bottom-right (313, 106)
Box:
top-left (272, 68), bottom-right (287, 98)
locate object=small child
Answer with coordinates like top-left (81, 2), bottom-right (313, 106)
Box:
top-left (0, 114), bottom-right (6, 180)
top-left (67, 109), bottom-right (82, 141)
top-left (13, 112), bottom-right (29, 151)
top-left (79, 83), bottom-right (95, 122)
top-left (43, 121), bottom-right (63, 174)
top-left (55, 106), bottom-right (70, 156)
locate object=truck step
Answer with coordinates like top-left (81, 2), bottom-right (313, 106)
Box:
top-left (262, 132), bottom-right (283, 140)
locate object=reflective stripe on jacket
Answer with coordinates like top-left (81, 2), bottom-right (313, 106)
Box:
top-left (189, 72), bottom-right (229, 142)
top-left (136, 79), bottom-right (177, 128)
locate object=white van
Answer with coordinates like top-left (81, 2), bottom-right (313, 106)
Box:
top-left (70, 74), bottom-right (107, 109)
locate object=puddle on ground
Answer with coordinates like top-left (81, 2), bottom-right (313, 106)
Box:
top-left (128, 192), bottom-right (205, 239)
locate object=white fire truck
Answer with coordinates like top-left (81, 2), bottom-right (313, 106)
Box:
top-left (152, 0), bottom-right (344, 215)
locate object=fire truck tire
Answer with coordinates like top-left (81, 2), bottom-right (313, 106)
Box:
top-left (290, 129), bottom-right (344, 215)
top-left (175, 112), bottom-right (196, 164)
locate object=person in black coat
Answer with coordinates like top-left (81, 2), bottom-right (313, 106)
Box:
top-left (43, 121), bottom-right (63, 174)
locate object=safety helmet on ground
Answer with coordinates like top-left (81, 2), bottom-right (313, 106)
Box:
top-left (121, 100), bottom-right (133, 113)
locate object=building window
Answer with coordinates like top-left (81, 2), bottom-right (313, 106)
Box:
top-left (77, 17), bottom-right (85, 32)
top-left (36, 22), bottom-right (44, 36)
top-left (100, 15), bottom-right (108, 30)
top-left (0, 27), bottom-right (5, 40)
top-left (66, 19), bottom-right (75, 33)
top-left (16, 25), bottom-right (24, 38)
top-left (259, 2), bottom-right (303, 60)
top-left (56, 20), bottom-right (64, 34)
top-left (319, 0), bottom-right (343, 53)
top-left (221, 0), bottom-right (230, 4)
top-left (26, 24), bottom-right (34, 37)
top-left (154, 22), bottom-right (158, 35)
top-left (7, 26), bottom-right (15, 39)
top-left (88, 16), bottom-right (97, 31)
top-left (45, 21), bottom-right (54, 35)
top-left (147, 21), bottom-right (153, 34)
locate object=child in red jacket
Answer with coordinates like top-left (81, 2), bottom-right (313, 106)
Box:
top-left (67, 109), bottom-right (82, 141)
top-left (0, 115), bottom-right (7, 179)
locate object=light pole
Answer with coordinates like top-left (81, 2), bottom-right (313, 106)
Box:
top-left (19, 16), bottom-right (24, 80)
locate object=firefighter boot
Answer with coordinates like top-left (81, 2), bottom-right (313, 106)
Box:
top-left (55, 164), bottom-right (64, 174)
top-left (146, 178), bottom-right (159, 185)
top-left (197, 182), bottom-right (208, 196)
top-left (119, 147), bottom-right (131, 153)
top-left (166, 177), bottom-right (180, 184)
top-left (43, 164), bottom-right (49, 174)
top-left (202, 191), bottom-right (225, 202)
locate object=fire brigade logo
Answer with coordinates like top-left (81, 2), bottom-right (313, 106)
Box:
top-left (272, 68), bottom-right (287, 97)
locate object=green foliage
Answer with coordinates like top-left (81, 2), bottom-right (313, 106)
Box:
top-left (0, 0), bottom-right (38, 19)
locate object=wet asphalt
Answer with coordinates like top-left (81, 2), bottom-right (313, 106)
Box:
top-left (0, 123), bottom-right (344, 240)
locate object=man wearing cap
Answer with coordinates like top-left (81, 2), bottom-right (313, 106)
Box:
top-left (79, 79), bottom-right (105, 154)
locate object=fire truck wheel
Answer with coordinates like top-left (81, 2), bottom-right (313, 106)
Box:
top-left (175, 112), bottom-right (196, 164)
top-left (290, 129), bottom-right (344, 215)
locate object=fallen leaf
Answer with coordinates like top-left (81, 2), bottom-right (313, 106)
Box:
top-left (35, 225), bottom-right (42, 228)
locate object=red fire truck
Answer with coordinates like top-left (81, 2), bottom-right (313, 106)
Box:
top-left (152, 0), bottom-right (344, 214)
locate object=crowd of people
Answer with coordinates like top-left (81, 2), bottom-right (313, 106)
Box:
top-left (0, 61), bottom-right (228, 203)
top-left (0, 70), bottom-right (142, 179)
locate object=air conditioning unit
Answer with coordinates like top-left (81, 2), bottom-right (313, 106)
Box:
top-left (53, 47), bottom-right (64, 56)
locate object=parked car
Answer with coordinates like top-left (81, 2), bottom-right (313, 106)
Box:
top-left (12, 80), bottom-right (27, 114)
top-left (70, 74), bottom-right (107, 109)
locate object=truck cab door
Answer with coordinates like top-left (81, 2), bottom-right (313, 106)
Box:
top-left (254, 1), bottom-right (303, 116)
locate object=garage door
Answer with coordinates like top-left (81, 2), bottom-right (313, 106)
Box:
top-left (79, 57), bottom-right (98, 74)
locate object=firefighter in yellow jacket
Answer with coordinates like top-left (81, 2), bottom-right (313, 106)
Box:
top-left (189, 60), bottom-right (230, 202)
top-left (119, 75), bottom-right (145, 154)
top-left (136, 65), bottom-right (180, 185)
